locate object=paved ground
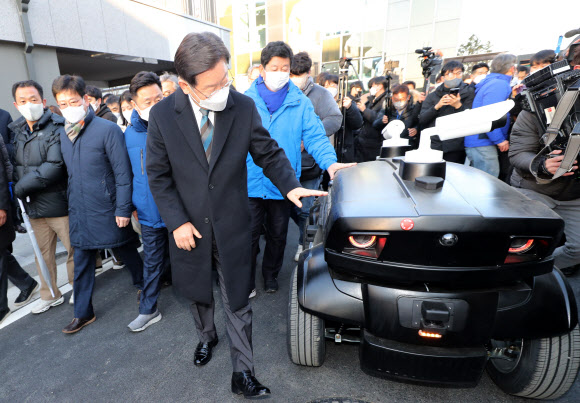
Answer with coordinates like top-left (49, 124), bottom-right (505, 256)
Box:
top-left (1, 224), bottom-right (579, 402)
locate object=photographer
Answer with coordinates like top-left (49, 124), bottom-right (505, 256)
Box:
top-left (509, 58), bottom-right (580, 276)
top-left (355, 76), bottom-right (390, 162)
top-left (419, 61), bottom-right (475, 163)
top-left (372, 84), bottom-right (421, 149)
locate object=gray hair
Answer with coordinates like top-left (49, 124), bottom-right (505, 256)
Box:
top-left (174, 32), bottom-right (231, 86)
top-left (491, 53), bottom-right (517, 74)
top-left (247, 64), bottom-right (260, 75)
top-left (160, 72), bottom-right (179, 88)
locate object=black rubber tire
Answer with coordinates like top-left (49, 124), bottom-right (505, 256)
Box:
top-left (487, 326), bottom-right (580, 400)
top-left (287, 265), bottom-right (326, 366)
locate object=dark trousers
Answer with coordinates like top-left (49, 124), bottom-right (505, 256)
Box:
top-left (443, 150), bottom-right (466, 164)
top-left (0, 246), bottom-right (36, 313)
top-left (139, 225), bottom-right (168, 315)
top-left (190, 240), bottom-right (254, 373)
top-left (249, 198), bottom-right (291, 287)
top-left (73, 244), bottom-right (144, 319)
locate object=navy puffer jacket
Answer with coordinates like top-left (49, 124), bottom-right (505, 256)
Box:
top-left (60, 108), bottom-right (136, 249)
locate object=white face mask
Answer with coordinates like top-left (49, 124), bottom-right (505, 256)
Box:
top-left (191, 85), bottom-right (230, 112)
top-left (394, 100), bottom-right (407, 111)
top-left (327, 87), bottom-right (338, 98)
top-left (122, 110), bottom-right (133, 123)
top-left (90, 102), bottom-right (99, 112)
top-left (17, 102), bottom-right (44, 122)
top-left (112, 111), bottom-right (121, 119)
top-left (62, 104), bottom-right (87, 124)
top-left (136, 105), bottom-right (153, 122)
top-left (369, 87), bottom-right (378, 96)
top-left (264, 71), bottom-right (289, 92)
top-left (290, 75), bottom-right (309, 91)
top-left (473, 74), bottom-right (487, 85)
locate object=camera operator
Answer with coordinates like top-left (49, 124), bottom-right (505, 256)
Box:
top-left (509, 57), bottom-right (580, 276)
top-left (372, 84), bottom-right (421, 149)
top-left (349, 81), bottom-right (364, 101)
top-left (419, 61), bottom-right (475, 163)
top-left (355, 76), bottom-right (390, 162)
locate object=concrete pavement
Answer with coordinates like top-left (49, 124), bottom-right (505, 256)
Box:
top-left (1, 224), bottom-right (579, 402)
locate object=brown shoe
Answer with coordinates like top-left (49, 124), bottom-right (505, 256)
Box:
top-left (62, 316), bottom-right (96, 334)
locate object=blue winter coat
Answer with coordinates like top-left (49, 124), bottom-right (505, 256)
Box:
top-left (60, 108), bottom-right (136, 249)
top-left (465, 73), bottom-right (512, 148)
top-left (244, 79), bottom-right (336, 200)
top-left (124, 110), bottom-right (164, 228)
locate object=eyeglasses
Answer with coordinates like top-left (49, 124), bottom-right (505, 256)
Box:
top-left (444, 70), bottom-right (463, 78)
top-left (193, 79), bottom-right (233, 99)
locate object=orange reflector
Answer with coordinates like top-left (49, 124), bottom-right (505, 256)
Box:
top-left (418, 330), bottom-right (443, 339)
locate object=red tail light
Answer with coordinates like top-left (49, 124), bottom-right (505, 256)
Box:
top-left (508, 239), bottom-right (534, 254)
top-left (344, 234), bottom-right (387, 259)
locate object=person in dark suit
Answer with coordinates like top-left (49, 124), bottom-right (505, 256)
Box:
top-left (146, 32), bottom-right (329, 399)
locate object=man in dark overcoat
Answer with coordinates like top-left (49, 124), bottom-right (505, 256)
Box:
top-left (146, 32), bottom-right (328, 398)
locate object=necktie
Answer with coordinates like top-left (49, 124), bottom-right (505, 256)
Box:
top-left (199, 108), bottom-right (214, 162)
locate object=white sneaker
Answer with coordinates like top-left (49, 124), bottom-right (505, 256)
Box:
top-left (128, 310), bottom-right (162, 332)
top-left (249, 289), bottom-right (257, 299)
top-left (69, 292), bottom-right (74, 305)
top-left (294, 245), bottom-right (303, 262)
top-left (113, 260), bottom-right (125, 270)
top-left (31, 296), bottom-right (64, 314)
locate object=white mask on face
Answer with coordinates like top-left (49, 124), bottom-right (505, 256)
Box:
top-left (473, 74), bottom-right (487, 85)
top-left (62, 104), bottom-right (87, 124)
top-left (136, 105), bottom-right (153, 122)
top-left (327, 87), bottom-right (338, 98)
top-left (264, 71), bottom-right (290, 92)
top-left (290, 75), bottom-right (309, 91)
top-left (192, 85), bottom-right (230, 112)
top-left (112, 111), bottom-right (121, 119)
top-left (394, 100), bottom-right (407, 111)
top-left (90, 102), bottom-right (99, 112)
top-left (17, 102), bottom-right (44, 122)
top-left (369, 86), bottom-right (378, 96)
top-left (122, 110), bottom-right (133, 123)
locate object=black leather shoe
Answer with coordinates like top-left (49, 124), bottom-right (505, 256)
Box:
top-left (231, 370), bottom-right (271, 398)
top-left (15, 224), bottom-right (27, 234)
top-left (14, 280), bottom-right (39, 307)
top-left (194, 337), bottom-right (218, 366)
top-left (264, 279), bottom-right (278, 293)
top-left (62, 316), bottom-right (96, 334)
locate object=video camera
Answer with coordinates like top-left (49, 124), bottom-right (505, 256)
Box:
top-left (522, 60), bottom-right (580, 180)
top-left (415, 47), bottom-right (442, 94)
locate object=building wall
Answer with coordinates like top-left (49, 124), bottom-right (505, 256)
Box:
top-left (0, 43), bottom-right (61, 119)
top-left (0, 0), bottom-right (229, 119)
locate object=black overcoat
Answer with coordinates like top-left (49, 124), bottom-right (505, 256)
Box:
top-left (146, 89), bottom-right (300, 312)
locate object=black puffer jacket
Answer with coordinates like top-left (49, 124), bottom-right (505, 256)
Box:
top-left (419, 82), bottom-right (475, 152)
top-left (9, 109), bottom-right (68, 218)
top-left (0, 138), bottom-right (14, 249)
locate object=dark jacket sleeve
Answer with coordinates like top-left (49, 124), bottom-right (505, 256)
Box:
top-left (362, 105), bottom-right (380, 124)
top-left (509, 110), bottom-right (542, 173)
top-left (419, 92), bottom-right (439, 128)
top-left (146, 113), bottom-right (191, 233)
top-left (345, 102), bottom-right (363, 130)
top-left (0, 135), bottom-right (12, 182)
top-left (248, 103), bottom-right (301, 197)
top-left (13, 128), bottom-right (66, 198)
top-left (0, 151), bottom-right (10, 211)
top-left (460, 86), bottom-right (475, 110)
top-left (372, 109), bottom-right (387, 131)
top-left (104, 124), bottom-right (133, 217)
top-left (1, 111), bottom-right (14, 160)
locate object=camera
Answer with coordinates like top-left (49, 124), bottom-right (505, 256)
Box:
top-left (522, 59), bottom-right (580, 179)
top-left (415, 47), bottom-right (442, 93)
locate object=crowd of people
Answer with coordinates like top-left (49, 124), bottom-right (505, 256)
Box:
top-left (1, 30), bottom-right (580, 398)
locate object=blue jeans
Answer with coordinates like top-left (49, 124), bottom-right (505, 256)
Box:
top-left (290, 176), bottom-right (322, 244)
top-left (139, 225), bottom-right (169, 314)
top-left (466, 145), bottom-right (500, 177)
top-left (74, 244), bottom-right (143, 319)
